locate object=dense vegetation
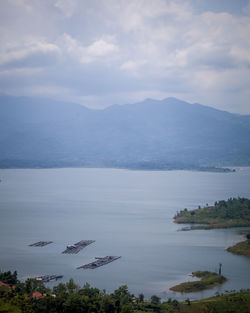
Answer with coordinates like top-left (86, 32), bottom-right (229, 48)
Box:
top-left (174, 197), bottom-right (250, 230)
top-left (227, 233), bottom-right (250, 257)
top-left (0, 271), bottom-right (250, 313)
top-left (170, 271), bottom-right (227, 293)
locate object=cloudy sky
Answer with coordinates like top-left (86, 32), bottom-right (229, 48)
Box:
top-left (0, 0), bottom-right (250, 113)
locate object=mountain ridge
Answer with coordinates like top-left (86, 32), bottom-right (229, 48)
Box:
top-left (0, 94), bottom-right (250, 169)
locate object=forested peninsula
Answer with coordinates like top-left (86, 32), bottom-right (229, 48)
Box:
top-left (174, 198), bottom-right (250, 230)
top-left (170, 271), bottom-right (227, 293)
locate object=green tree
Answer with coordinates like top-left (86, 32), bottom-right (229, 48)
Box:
top-left (66, 279), bottom-right (79, 294)
top-left (24, 278), bottom-right (48, 294)
top-left (150, 295), bottom-right (161, 304)
top-left (121, 304), bottom-right (133, 313)
top-left (138, 293), bottom-right (144, 302)
top-left (63, 294), bottom-right (88, 313)
top-left (172, 299), bottom-right (179, 308)
top-left (53, 282), bottom-right (67, 298)
top-left (0, 271), bottom-right (18, 285)
top-left (101, 295), bottom-right (116, 313)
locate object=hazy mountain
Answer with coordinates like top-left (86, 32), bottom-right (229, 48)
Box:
top-left (1, 94), bottom-right (250, 169)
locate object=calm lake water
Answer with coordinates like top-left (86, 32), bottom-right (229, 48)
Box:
top-left (0, 167), bottom-right (250, 300)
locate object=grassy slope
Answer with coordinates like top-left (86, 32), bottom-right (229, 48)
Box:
top-left (170, 271), bottom-right (227, 293)
top-left (174, 197), bottom-right (250, 230)
top-left (140, 291), bottom-right (250, 313)
top-left (227, 239), bottom-right (250, 257)
top-left (161, 291), bottom-right (250, 313)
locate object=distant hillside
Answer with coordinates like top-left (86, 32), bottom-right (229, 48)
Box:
top-left (1, 94), bottom-right (250, 169)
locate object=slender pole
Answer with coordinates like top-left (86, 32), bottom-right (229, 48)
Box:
top-left (219, 263), bottom-right (222, 276)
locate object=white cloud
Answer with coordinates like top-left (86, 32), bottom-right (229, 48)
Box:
top-left (243, 1), bottom-right (250, 15)
top-left (60, 33), bottom-right (118, 64)
top-left (120, 61), bottom-right (139, 71)
top-left (87, 39), bottom-right (118, 57)
top-left (8, 0), bottom-right (33, 13)
top-left (118, 8), bottom-right (250, 71)
top-left (0, 67), bottom-right (43, 76)
top-left (0, 38), bottom-right (61, 68)
top-left (120, 60), bottom-right (147, 76)
top-left (0, 0), bottom-right (250, 113)
top-left (54, 0), bottom-right (78, 18)
top-left (105, 0), bottom-right (192, 32)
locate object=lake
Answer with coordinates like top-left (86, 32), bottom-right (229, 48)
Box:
top-left (0, 167), bottom-right (250, 300)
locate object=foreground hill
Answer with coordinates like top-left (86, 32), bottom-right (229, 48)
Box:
top-left (1, 270), bottom-right (250, 313)
top-left (1, 94), bottom-right (250, 168)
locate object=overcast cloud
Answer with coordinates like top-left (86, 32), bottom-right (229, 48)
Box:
top-left (0, 0), bottom-right (250, 113)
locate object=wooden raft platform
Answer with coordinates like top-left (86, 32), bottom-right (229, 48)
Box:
top-left (77, 256), bottom-right (121, 269)
top-left (62, 240), bottom-right (95, 254)
top-left (29, 241), bottom-right (53, 247)
top-left (35, 275), bottom-right (63, 283)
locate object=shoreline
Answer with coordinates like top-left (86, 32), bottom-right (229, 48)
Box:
top-left (0, 165), bottom-right (236, 173)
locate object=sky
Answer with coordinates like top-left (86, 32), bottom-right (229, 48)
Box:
top-left (0, 0), bottom-right (250, 114)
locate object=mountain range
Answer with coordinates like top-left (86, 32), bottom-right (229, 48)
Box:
top-left (1, 94), bottom-right (250, 169)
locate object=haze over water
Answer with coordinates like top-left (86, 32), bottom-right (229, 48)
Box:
top-left (0, 167), bottom-right (250, 300)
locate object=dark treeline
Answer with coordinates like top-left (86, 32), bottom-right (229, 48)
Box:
top-left (0, 270), bottom-right (168, 313)
top-left (1, 271), bottom-right (250, 313)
